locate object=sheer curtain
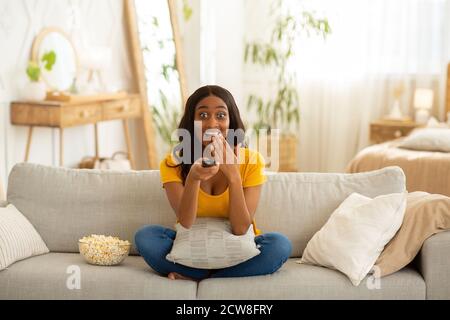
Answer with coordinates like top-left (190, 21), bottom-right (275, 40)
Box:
top-left (293, 0), bottom-right (450, 172)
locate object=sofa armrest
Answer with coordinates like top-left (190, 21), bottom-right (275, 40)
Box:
top-left (417, 230), bottom-right (450, 300)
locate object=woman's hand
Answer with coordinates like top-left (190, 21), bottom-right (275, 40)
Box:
top-left (188, 158), bottom-right (220, 182)
top-left (211, 134), bottom-right (241, 182)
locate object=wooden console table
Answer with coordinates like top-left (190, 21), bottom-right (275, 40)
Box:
top-left (10, 94), bottom-right (142, 168)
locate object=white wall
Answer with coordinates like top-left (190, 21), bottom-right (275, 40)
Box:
top-left (0, 0), bottom-right (144, 193)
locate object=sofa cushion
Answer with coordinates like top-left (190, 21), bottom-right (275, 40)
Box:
top-left (197, 259), bottom-right (425, 300)
top-left (7, 163), bottom-right (176, 255)
top-left (6, 163), bottom-right (405, 258)
top-left (299, 192), bottom-right (407, 286)
top-left (166, 218), bottom-right (260, 269)
top-left (0, 253), bottom-right (197, 300)
top-left (256, 166), bottom-right (405, 256)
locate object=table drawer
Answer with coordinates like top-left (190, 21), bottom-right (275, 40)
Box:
top-left (61, 105), bottom-right (102, 127)
top-left (11, 104), bottom-right (60, 127)
top-left (102, 98), bottom-right (141, 120)
top-left (370, 124), bottom-right (416, 143)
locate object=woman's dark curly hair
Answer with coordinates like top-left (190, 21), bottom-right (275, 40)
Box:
top-left (165, 85), bottom-right (246, 185)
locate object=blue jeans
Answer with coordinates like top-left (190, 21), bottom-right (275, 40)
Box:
top-left (134, 224), bottom-right (292, 281)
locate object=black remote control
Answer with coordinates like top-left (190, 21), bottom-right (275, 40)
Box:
top-left (202, 158), bottom-right (216, 167)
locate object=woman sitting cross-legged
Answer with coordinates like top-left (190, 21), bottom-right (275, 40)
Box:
top-left (135, 85), bottom-right (292, 281)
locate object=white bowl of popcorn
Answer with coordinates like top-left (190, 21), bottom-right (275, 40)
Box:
top-left (78, 234), bottom-right (131, 266)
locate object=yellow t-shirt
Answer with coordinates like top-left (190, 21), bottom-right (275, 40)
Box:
top-left (159, 147), bottom-right (267, 235)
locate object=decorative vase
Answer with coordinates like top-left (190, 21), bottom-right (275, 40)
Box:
top-left (23, 81), bottom-right (47, 101)
top-left (388, 100), bottom-right (403, 119)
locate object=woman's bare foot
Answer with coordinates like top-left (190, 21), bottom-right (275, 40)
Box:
top-left (168, 272), bottom-right (196, 281)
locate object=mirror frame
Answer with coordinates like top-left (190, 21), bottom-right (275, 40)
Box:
top-left (31, 27), bottom-right (80, 91)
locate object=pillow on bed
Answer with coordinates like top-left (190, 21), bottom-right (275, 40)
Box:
top-left (426, 117), bottom-right (449, 128)
top-left (398, 128), bottom-right (450, 152)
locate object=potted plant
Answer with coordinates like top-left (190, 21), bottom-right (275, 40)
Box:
top-left (244, 1), bottom-right (331, 171)
top-left (23, 50), bottom-right (56, 101)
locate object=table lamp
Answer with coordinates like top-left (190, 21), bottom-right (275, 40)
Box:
top-left (413, 88), bottom-right (433, 124)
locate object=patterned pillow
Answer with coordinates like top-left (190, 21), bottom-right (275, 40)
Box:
top-left (0, 204), bottom-right (49, 270)
top-left (166, 218), bottom-right (260, 269)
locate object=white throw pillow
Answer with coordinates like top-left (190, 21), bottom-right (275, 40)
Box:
top-left (0, 204), bottom-right (49, 270)
top-left (297, 192), bottom-right (407, 286)
top-left (398, 128), bottom-right (450, 152)
top-left (166, 218), bottom-right (260, 269)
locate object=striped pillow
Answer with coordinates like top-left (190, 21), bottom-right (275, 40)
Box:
top-left (0, 204), bottom-right (49, 270)
top-left (166, 218), bottom-right (260, 269)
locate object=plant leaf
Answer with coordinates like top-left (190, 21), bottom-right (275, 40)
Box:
top-left (183, 0), bottom-right (193, 21)
top-left (41, 50), bottom-right (56, 71)
top-left (26, 61), bottom-right (40, 82)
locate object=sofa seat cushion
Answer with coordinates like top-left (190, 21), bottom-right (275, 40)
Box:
top-left (197, 259), bottom-right (425, 300)
top-left (0, 253), bottom-right (197, 300)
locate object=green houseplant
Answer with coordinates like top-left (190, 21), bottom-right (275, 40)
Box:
top-left (24, 50), bottom-right (56, 101)
top-left (244, 1), bottom-right (331, 170)
top-left (152, 89), bottom-right (182, 152)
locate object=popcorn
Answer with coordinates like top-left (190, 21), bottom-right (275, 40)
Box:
top-left (78, 234), bottom-right (131, 266)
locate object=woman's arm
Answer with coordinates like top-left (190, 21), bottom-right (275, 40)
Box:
top-left (163, 159), bottom-right (219, 229)
top-left (228, 174), bottom-right (263, 235)
top-left (162, 172), bottom-right (200, 229)
top-left (210, 135), bottom-right (264, 235)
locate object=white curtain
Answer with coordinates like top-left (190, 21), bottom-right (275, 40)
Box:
top-left (293, 0), bottom-right (450, 172)
top-left (200, 0), bottom-right (450, 172)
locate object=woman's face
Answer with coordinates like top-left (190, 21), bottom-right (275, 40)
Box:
top-left (194, 95), bottom-right (230, 147)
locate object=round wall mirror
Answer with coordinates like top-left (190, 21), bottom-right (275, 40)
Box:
top-left (31, 27), bottom-right (78, 92)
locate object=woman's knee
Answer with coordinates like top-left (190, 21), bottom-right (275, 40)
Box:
top-left (135, 225), bottom-right (160, 244)
top-left (259, 232), bottom-right (292, 261)
top-left (134, 224), bottom-right (173, 253)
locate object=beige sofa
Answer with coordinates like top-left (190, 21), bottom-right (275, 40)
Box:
top-left (0, 163), bottom-right (449, 300)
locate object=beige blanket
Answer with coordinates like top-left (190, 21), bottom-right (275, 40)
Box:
top-left (375, 191), bottom-right (450, 277)
top-left (346, 139), bottom-right (450, 196)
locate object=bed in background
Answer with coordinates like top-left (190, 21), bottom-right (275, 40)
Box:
top-left (346, 63), bottom-right (450, 196)
top-left (346, 138), bottom-right (450, 196)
